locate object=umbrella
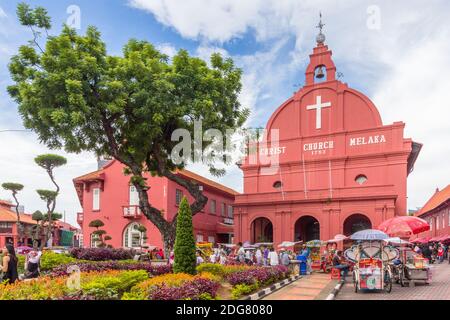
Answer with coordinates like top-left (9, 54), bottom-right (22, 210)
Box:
top-left (383, 237), bottom-right (411, 246)
top-left (278, 241), bottom-right (301, 248)
top-left (254, 242), bottom-right (273, 247)
top-left (350, 229), bottom-right (389, 241)
top-left (377, 216), bottom-right (430, 237)
top-left (326, 234), bottom-right (348, 243)
top-left (412, 237), bottom-right (431, 244)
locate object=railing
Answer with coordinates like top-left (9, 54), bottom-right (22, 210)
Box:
top-left (77, 212), bottom-right (83, 223)
top-left (223, 217), bottom-right (234, 225)
top-left (123, 205), bottom-right (142, 218)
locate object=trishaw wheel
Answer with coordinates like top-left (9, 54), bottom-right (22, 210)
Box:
top-left (399, 270), bottom-right (406, 287)
top-left (384, 271), bottom-right (392, 293)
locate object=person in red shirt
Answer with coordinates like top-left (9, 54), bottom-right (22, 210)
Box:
top-left (437, 245), bottom-right (444, 263)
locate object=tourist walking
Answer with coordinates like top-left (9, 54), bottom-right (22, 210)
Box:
top-left (437, 245), bottom-right (444, 263)
top-left (268, 247), bottom-right (279, 266)
top-left (263, 246), bottom-right (269, 266)
top-left (281, 250), bottom-right (290, 267)
top-left (255, 247), bottom-right (263, 265)
top-left (236, 242), bottom-right (246, 264)
top-left (1, 244), bottom-right (19, 284)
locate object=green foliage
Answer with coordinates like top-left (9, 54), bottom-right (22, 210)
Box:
top-left (173, 197), bottom-right (196, 275)
top-left (17, 2), bottom-right (51, 29)
top-left (231, 284), bottom-right (259, 300)
top-left (89, 220), bottom-right (105, 229)
top-left (32, 210), bottom-right (44, 221)
top-left (1, 182), bottom-right (24, 192)
top-left (34, 154), bottom-right (67, 171)
top-left (137, 225), bottom-right (147, 233)
top-left (93, 230), bottom-right (107, 236)
top-left (40, 251), bottom-right (77, 271)
top-left (43, 212), bottom-right (62, 221)
top-left (8, 11), bottom-right (248, 176)
top-left (81, 270), bottom-right (149, 299)
top-left (196, 263), bottom-right (226, 277)
top-left (36, 189), bottom-right (58, 202)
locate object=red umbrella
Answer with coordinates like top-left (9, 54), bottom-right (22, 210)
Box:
top-left (377, 216), bottom-right (430, 238)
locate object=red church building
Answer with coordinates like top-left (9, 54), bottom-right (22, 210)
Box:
top-left (234, 25), bottom-right (422, 246)
top-left (74, 160), bottom-right (237, 249)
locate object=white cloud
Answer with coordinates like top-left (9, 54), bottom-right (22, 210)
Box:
top-left (0, 131), bottom-right (96, 227)
top-left (0, 6), bottom-right (7, 19)
top-left (156, 42), bottom-right (177, 59)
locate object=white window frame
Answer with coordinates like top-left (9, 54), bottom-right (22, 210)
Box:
top-left (221, 203), bottom-right (226, 217)
top-left (176, 189), bottom-right (183, 205)
top-left (448, 210), bottom-right (450, 227)
top-left (92, 188), bottom-right (100, 211)
top-left (208, 236), bottom-right (215, 244)
top-left (443, 213), bottom-right (445, 229)
top-left (228, 205), bottom-right (233, 218)
top-left (129, 185), bottom-right (139, 206)
top-left (123, 222), bottom-right (144, 248)
top-left (196, 234), bottom-right (204, 243)
top-left (210, 200), bottom-right (216, 214)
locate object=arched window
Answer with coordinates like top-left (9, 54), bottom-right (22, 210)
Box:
top-left (314, 65), bottom-right (327, 83)
top-left (123, 222), bottom-right (145, 248)
top-left (90, 233), bottom-right (99, 248)
top-left (355, 175), bottom-right (368, 185)
top-left (273, 181), bottom-right (282, 189)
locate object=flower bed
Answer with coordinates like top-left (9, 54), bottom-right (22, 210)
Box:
top-left (48, 261), bottom-right (172, 277)
top-left (69, 248), bottom-right (135, 261)
top-left (123, 273), bottom-right (220, 300)
top-left (0, 270), bottom-right (150, 300)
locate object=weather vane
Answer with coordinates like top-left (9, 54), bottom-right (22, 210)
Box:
top-left (316, 12), bottom-right (325, 34)
top-left (315, 12), bottom-right (326, 45)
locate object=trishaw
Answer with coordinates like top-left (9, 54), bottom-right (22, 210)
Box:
top-left (345, 230), bottom-right (399, 293)
top-left (391, 245), bottom-right (431, 287)
top-left (321, 235), bottom-right (348, 273)
top-left (306, 240), bottom-right (324, 271)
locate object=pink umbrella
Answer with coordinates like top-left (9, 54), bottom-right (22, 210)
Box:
top-left (377, 216), bottom-right (430, 238)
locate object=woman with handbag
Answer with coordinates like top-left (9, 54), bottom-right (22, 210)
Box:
top-left (1, 244), bottom-right (19, 284)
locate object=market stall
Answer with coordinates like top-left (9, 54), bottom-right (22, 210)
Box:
top-left (306, 240), bottom-right (324, 271)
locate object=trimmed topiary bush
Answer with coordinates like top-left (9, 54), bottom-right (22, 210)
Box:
top-left (173, 197), bottom-right (196, 275)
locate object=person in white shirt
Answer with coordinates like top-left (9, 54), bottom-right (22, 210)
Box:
top-left (236, 242), bottom-right (246, 264)
top-left (219, 253), bottom-right (227, 265)
top-left (255, 247), bottom-right (263, 265)
top-left (24, 249), bottom-right (42, 279)
top-left (196, 251), bottom-right (204, 265)
top-left (268, 248), bottom-right (279, 266)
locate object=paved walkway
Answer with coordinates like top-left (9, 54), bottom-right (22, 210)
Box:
top-left (263, 272), bottom-right (338, 300)
top-left (336, 262), bottom-right (450, 300)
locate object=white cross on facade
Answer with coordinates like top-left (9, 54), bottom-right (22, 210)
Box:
top-left (306, 95), bottom-right (331, 129)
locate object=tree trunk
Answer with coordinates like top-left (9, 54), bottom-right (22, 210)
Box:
top-left (12, 192), bottom-right (24, 242)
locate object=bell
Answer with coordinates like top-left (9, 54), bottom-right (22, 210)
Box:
top-left (316, 66), bottom-right (325, 79)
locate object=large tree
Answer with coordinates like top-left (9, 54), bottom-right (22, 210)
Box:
top-left (1, 182), bottom-right (25, 242)
top-left (8, 3), bottom-right (248, 255)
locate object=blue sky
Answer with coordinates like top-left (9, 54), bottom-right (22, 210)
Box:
top-left (1, 0), bottom-right (449, 227)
